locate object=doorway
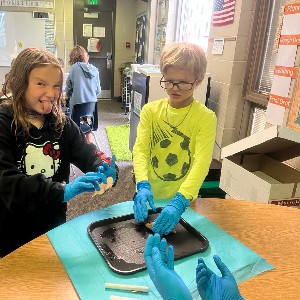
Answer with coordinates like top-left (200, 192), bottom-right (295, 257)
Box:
top-left (74, 10), bottom-right (114, 99)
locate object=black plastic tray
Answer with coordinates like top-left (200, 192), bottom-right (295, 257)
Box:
top-left (87, 208), bottom-right (209, 274)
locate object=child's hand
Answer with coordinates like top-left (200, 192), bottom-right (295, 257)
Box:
top-left (144, 234), bottom-right (192, 300)
top-left (196, 255), bottom-right (244, 300)
top-left (152, 192), bottom-right (189, 235)
top-left (63, 172), bottom-right (107, 202)
top-left (133, 180), bottom-right (156, 222)
top-left (97, 154), bottom-right (117, 185)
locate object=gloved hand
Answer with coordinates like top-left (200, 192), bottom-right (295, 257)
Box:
top-left (144, 234), bottom-right (192, 300)
top-left (133, 180), bottom-right (156, 222)
top-left (97, 154), bottom-right (117, 185)
top-left (152, 192), bottom-right (189, 235)
top-left (63, 172), bottom-right (107, 202)
top-left (196, 255), bottom-right (244, 300)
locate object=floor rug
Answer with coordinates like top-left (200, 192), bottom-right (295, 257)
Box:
top-left (106, 124), bottom-right (132, 161)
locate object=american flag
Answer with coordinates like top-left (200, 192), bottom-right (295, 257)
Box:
top-left (212, 0), bottom-right (236, 26)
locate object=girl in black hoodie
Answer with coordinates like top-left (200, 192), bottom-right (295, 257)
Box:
top-left (0, 48), bottom-right (116, 257)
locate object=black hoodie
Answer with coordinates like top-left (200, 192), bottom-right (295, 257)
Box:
top-left (0, 105), bottom-right (102, 256)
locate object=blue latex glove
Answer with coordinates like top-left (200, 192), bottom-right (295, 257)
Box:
top-left (63, 172), bottom-right (107, 202)
top-left (152, 192), bottom-right (190, 235)
top-left (196, 255), bottom-right (244, 300)
top-left (144, 234), bottom-right (192, 300)
top-left (97, 154), bottom-right (117, 184)
top-left (133, 180), bottom-right (156, 222)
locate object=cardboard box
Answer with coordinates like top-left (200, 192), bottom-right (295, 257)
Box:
top-left (220, 126), bottom-right (300, 205)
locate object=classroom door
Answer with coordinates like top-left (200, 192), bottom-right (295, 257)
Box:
top-left (74, 11), bottom-right (113, 99)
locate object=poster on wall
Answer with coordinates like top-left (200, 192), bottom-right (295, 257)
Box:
top-left (134, 12), bottom-right (147, 64)
top-left (154, 24), bottom-right (166, 53)
top-left (265, 2), bottom-right (300, 128)
top-left (87, 38), bottom-right (100, 52)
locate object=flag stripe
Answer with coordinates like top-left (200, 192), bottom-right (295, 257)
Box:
top-left (213, 17), bottom-right (235, 24)
top-left (213, 10), bottom-right (235, 20)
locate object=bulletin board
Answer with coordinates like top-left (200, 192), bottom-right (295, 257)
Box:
top-left (0, 11), bottom-right (55, 67)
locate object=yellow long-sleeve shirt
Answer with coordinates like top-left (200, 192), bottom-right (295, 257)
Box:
top-left (133, 98), bottom-right (217, 201)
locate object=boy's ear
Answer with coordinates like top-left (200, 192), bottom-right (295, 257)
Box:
top-left (195, 79), bottom-right (202, 87)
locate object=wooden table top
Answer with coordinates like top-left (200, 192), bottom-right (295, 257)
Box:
top-left (0, 198), bottom-right (300, 299)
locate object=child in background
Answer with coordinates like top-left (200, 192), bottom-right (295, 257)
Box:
top-left (0, 48), bottom-right (117, 257)
top-left (66, 45), bottom-right (101, 144)
top-left (65, 46), bottom-right (111, 164)
top-left (132, 42), bottom-right (217, 235)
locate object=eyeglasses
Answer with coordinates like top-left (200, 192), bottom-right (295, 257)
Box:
top-left (160, 77), bottom-right (197, 91)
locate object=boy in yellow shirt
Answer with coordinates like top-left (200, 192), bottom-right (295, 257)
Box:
top-left (133, 42), bottom-right (217, 235)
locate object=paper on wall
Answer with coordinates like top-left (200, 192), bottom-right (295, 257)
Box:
top-left (93, 27), bottom-right (105, 38)
top-left (83, 24), bottom-right (92, 37)
top-left (87, 38), bottom-right (100, 52)
top-left (281, 13), bottom-right (300, 35)
top-left (270, 75), bottom-right (292, 97)
top-left (276, 45), bottom-right (297, 66)
top-left (266, 102), bottom-right (286, 125)
top-left (212, 38), bottom-right (224, 55)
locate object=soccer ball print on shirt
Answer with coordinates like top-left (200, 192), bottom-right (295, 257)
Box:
top-left (150, 121), bottom-right (191, 181)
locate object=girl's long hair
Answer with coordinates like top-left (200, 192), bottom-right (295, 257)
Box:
top-left (2, 48), bottom-right (66, 137)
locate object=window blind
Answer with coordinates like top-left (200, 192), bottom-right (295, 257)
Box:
top-left (250, 106), bottom-right (267, 135)
top-left (256, 1), bottom-right (283, 94)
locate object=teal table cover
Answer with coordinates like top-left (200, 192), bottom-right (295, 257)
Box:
top-left (47, 200), bottom-right (274, 299)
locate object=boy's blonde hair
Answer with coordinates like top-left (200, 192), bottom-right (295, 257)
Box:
top-left (57, 57), bottom-right (65, 68)
top-left (68, 45), bottom-right (89, 65)
top-left (160, 42), bottom-right (207, 82)
top-left (2, 48), bottom-right (65, 137)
